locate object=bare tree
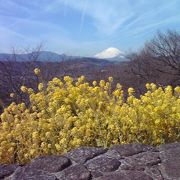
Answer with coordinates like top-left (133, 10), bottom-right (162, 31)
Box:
top-left (145, 30), bottom-right (180, 85)
top-left (0, 45), bottom-right (43, 108)
top-left (129, 30), bottom-right (180, 87)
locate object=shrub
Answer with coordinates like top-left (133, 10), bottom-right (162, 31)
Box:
top-left (0, 69), bottom-right (180, 164)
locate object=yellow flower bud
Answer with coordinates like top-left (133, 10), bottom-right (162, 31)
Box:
top-left (174, 86), bottom-right (180, 93)
top-left (55, 143), bottom-right (61, 151)
top-left (45, 132), bottom-right (51, 138)
top-left (38, 83), bottom-right (44, 91)
top-left (10, 93), bottom-right (15, 98)
top-left (30, 149), bottom-right (36, 155)
top-left (48, 144), bottom-right (52, 148)
top-left (108, 76), bottom-right (113, 82)
top-left (99, 80), bottom-right (105, 87)
top-left (116, 83), bottom-right (122, 89)
top-left (2, 122), bottom-right (9, 129)
top-left (92, 81), bottom-right (97, 86)
top-left (32, 132), bottom-right (38, 139)
top-left (128, 87), bottom-right (134, 95)
top-left (24, 154), bottom-right (29, 159)
top-left (34, 68), bottom-right (40, 75)
top-left (20, 86), bottom-right (27, 93)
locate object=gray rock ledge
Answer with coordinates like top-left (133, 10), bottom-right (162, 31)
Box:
top-left (1, 143), bottom-right (180, 180)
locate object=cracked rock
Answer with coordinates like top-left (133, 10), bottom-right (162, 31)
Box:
top-left (29, 155), bottom-right (71, 173)
top-left (55, 164), bottom-right (90, 180)
top-left (94, 170), bottom-right (153, 180)
top-left (85, 155), bottom-right (121, 178)
top-left (159, 144), bottom-right (180, 179)
top-left (65, 147), bottom-right (107, 164)
top-left (120, 151), bottom-right (161, 171)
top-left (7, 166), bottom-right (57, 180)
top-left (110, 143), bottom-right (157, 157)
top-left (0, 164), bottom-right (19, 179)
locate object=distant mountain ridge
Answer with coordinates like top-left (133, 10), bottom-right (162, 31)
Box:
top-left (0, 51), bottom-right (77, 62)
top-left (0, 49), bottom-right (127, 62)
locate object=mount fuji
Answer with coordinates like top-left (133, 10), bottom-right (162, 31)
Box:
top-left (94, 47), bottom-right (126, 61)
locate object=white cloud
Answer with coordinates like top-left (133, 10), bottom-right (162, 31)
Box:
top-left (45, 0), bottom-right (134, 35)
top-left (51, 0), bottom-right (179, 37)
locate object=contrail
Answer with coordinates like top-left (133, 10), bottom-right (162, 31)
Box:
top-left (80, 0), bottom-right (88, 32)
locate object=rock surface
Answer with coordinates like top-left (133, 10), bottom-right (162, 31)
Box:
top-left (1, 142), bottom-right (180, 180)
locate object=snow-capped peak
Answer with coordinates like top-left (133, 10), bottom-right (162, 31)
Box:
top-left (94, 47), bottom-right (124, 59)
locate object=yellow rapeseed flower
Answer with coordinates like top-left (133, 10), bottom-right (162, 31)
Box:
top-left (0, 71), bottom-right (179, 164)
top-left (38, 83), bottom-right (44, 91)
top-left (34, 68), bottom-right (40, 75)
top-left (10, 93), bottom-right (15, 98)
top-left (20, 86), bottom-right (27, 93)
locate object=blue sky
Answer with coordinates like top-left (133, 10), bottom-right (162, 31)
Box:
top-left (0, 0), bottom-right (180, 56)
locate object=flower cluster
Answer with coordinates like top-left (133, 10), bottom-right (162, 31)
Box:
top-left (0, 69), bottom-right (179, 164)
